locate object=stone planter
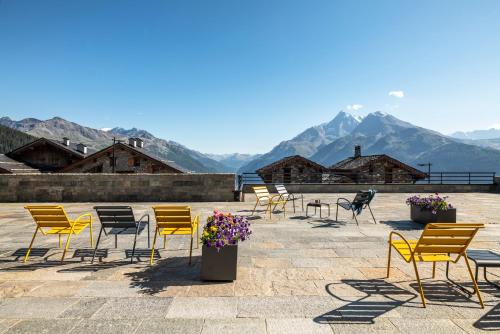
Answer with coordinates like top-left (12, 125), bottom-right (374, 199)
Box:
top-left (201, 244), bottom-right (238, 281)
top-left (410, 205), bottom-right (456, 224)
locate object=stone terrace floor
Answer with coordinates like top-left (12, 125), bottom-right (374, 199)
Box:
top-left (0, 193), bottom-right (499, 333)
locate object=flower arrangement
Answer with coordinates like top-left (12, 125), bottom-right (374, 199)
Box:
top-left (201, 210), bottom-right (252, 250)
top-left (406, 193), bottom-right (453, 214)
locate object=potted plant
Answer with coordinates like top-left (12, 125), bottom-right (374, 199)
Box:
top-left (200, 210), bottom-right (251, 281)
top-left (406, 193), bottom-right (456, 224)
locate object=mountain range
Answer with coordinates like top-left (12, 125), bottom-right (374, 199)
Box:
top-left (451, 128), bottom-right (500, 140)
top-left (240, 111), bottom-right (500, 173)
top-left (0, 116), bottom-right (242, 173)
top-left (2, 112), bottom-right (500, 174)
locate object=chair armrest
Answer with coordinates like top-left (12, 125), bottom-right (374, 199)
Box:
top-left (75, 213), bottom-right (92, 223)
top-left (192, 215), bottom-right (200, 233)
top-left (337, 198), bottom-right (352, 205)
top-left (388, 231), bottom-right (414, 261)
top-left (136, 213), bottom-right (150, 226)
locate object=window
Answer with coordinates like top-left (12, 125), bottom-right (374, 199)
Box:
top-left (134, 157), bottom-right (140, 167)
top-left (109, 157), bottom-right (116, 167)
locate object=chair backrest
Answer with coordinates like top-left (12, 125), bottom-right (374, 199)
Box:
top-left (152, 205), bottom-right (194, 229)
top-left (25, 205), bottom-right (70, 228)
top-left (275, 185), bottom-right (289, 197)
top-left (352, 190), bottom-right (375, 206)
top-left (94, 206), bottom-right (136, 228)
top-left (415, 223), bottom-right (484, 255)
top-left (253, 186), bottom-right (271, 200)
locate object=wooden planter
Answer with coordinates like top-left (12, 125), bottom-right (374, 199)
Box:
top-left (201, 244), bottom-right (238, 281)
top-left (410, 205), bottom-right (457, 224)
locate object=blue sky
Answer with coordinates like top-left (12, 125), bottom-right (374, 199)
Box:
top-left (1, 0), bottom-right (499, 154)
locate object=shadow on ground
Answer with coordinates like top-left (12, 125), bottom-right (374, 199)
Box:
top-left (379, 220), bottom-right (423, 231)
top-left (314, 279), bottom-right (417, 324)
top-left (125, 255), bottom-right (222, 295)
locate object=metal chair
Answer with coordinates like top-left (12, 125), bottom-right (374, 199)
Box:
top-left (92, 206), bottom-right (150, 263)
top-left (335, 190), bottom-right (376, 225)
top-left (24, 205), bottom-right (93, 263)
top-left (251, 186), bottom-right (287, 219)
top-left (150, 206), bottom-right (199, 265)
top-left (387, 223), bottom-right (485, 308)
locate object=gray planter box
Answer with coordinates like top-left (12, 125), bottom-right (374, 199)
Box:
top-left (201, 244), bottom-right (238, 281)
top-left (410, 205), bottom-right (457, 224)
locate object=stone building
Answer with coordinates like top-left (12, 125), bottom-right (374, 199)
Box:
top-left (60, 138), bottom-right (185, 174)
top-left (256, 155), bottom-right (327, 183)
top-left (0, 154), bottom-right (40, 174)
top-left (330, 146), bottom-right (426, 184)
top-left (6, 137), bottom-right (89, 172)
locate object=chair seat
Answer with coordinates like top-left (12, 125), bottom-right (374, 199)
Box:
top-left (338, 202), bottom-right (352, 210)
top-left (159, 227), bottom-right (193, 235)
top-left (391, 239), bottom-right (451, 262)
top-left (46, 221), bottom-right (90, 235)
top-left (108, 223), bottom-right (147, 235)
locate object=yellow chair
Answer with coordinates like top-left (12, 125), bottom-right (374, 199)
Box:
top-left (251, 186), bottom-right (287, 219)
top-left (24, 205), bottom-right (93, 263)
top-left (387, 223), bottom-right (485, 308)
top-left (150, 206), bottom-right (199, 265)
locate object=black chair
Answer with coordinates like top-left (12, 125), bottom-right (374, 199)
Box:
top-left (92, 206), bottom-right (150, 263)
top-left (335, 190), bottom-right (376, 225)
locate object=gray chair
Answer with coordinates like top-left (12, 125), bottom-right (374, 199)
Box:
top-left (92, 206), bottom-right (150, 263)
top-left (335, 190), bottom-right (376, 225)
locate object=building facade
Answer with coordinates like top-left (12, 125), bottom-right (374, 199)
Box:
top-left (256, 155), bottom-right (327, 183)
top-left (61, 139), bottom-right (185, 174)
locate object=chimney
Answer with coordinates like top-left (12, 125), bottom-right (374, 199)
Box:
top-left (62, 137), bottom-right (70, 146)
top-left (76, 143), bottom-right (87, 154)
top-left (354, 145), bottom-right (361, 158)
top-left (128, 138), bottom-right (137, 147)
top-left (135, 138), bottom-right (144, 148)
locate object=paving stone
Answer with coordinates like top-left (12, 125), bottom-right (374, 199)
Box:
top-left (4, 319), bottom-right (77, 334)
top-left (91, 297), bottom-right (173, 319)
top-left (0, 320), bottom-right (20, 333)
top-left (329, 318), bottom-right (401, 333)
top-left (76, 281), bottom-right (143, 297)
top-left (389, 318), bottom-right (467, 333)
top-left (267, 318), bottom-right (333, 334)
top-left (0, 281), bottom-right (44, 298)
top-left (69, 319), bottom-right (140, 334)
top-left (135, 318), bottom-right (203, 334)
top-left (25, 281), bottom-right (89, 297)
top-left (166, 297), bottom-right (237, 319)
top-left (201, 318), bottom-right (266, 334)
top-left (237, 296), bottom-right (304, 318)
top-left (0, 297), bottom-right (77, 319)
top-left (186, 282), bottom-right (235, 297)
top-left (58, 297), bottom-right (108, 319)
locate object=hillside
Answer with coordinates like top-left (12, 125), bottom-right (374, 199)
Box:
top-left (0, 116), bottom-right (229, 173)
top-left (0, 124), bottom-right (37, 153)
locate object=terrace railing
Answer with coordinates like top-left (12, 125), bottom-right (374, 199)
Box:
top-left (237, 171), bottom-right (496, 190)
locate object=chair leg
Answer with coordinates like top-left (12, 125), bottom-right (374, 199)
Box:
top-left (353, 213), bottom-right (359, 226)
top-left (463, 255), bottom-right (485, 308)
top-left (268, 204), bottom-right (272, 219)
top-left (131, 227), bottom-right (139, 264)
top-left (59, 234), bottom-right (62, 248)
top-left (147, 222), bottom-right (150, 248)
top-left (368, 205), bottom-right (376, 224)
top-left (91, 227), bottom-right (104, 264)
top-left (150, 228), bottom-right (158, 265)
top-left (163, 235), bottom-right (167, 249)
top-left (196, 225), bottom-right (199, 249)
top-left (24, 227), bottom-right (39, 263)
top-left (335, 205), bottom-right (339, 221)
top-left (251, 201), bottom-right (258, 216)
top-left (412, 258), bottom-right (426, 308)
top-left (386, 244), bottom-right (392, 278)
top-left (189, 235), bottom-right (194, 265)
top-left (432, 262), bottom-right (436, 279)
top-left (114, 235), bottom-right (118, 248)
top-left (61, 233), bottom-right (74, 263)
top-left (301, 196), bottom-right (304, 211)
top-left (89, 218), bottom-right (93, 247)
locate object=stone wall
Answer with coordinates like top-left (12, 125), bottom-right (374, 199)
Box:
top-left (0, 173), bottom-right (235, 202)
